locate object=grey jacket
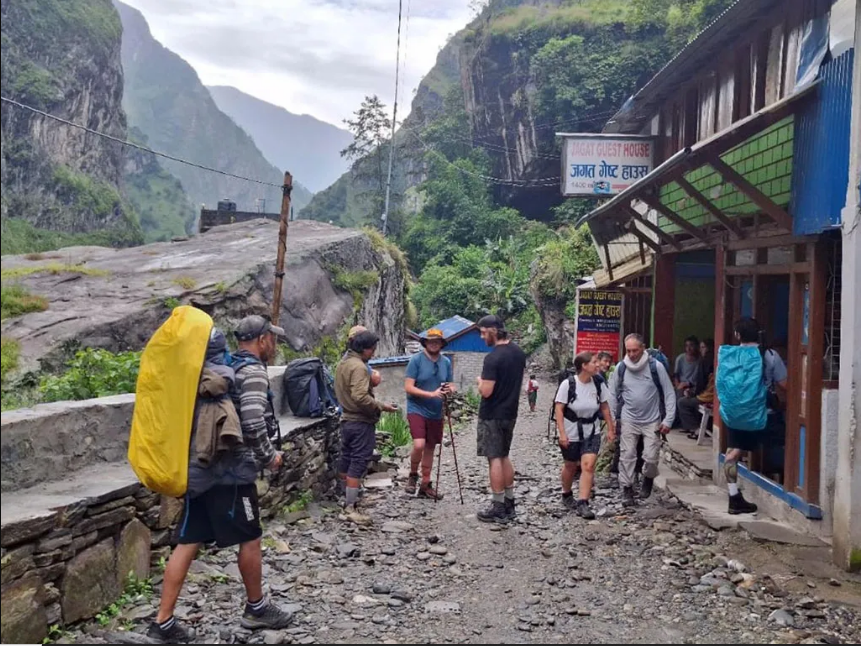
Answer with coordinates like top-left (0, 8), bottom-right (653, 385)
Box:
top-left (608, 355), bottom-right (677, 428)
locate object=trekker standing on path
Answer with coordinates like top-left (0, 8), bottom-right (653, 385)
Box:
top-left (149, 316), bottom-right (293, 643)
top-left (526, 374), bottom-right (539, 412)
top-left (335, 330), bottom-right (398, 523)
top-left (554, 352), bottom-right (616, 519)
top-left (475, 315), bottom-right (527, 524)
top-left (717, 318), bottom-right (787, 514)
top-left (404, 328), bottom-right (454, 500)
top-left (609, 333), bottom-right (676, 507)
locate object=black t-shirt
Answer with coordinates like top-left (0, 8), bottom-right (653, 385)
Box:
top-left (479, 342), bottom-right (527, 420)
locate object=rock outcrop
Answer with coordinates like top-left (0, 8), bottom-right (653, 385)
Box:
top-left (0, 0), bottom-right (141, 244)
top-left (1, 220), bottom-right (406, 375)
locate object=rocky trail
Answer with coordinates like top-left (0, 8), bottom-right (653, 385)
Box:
top-left (65, 383), bottom-right (860, 645)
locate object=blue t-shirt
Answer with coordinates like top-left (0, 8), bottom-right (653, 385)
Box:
top-left (405, 352), bottom-right (453, 419)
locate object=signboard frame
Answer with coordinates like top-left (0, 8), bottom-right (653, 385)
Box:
top-left (558, 133), bottom-right (655, 197)
top-left (572, 287), bottom-right (625, 363)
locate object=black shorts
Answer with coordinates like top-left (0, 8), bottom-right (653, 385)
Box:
top-left (560, 432), bottom-right (601, 462)
top-left (177, 484), bottom-right (262, 548)
top-left (724, 426), bottom-right (768, 452)
top-left (477, 418), bottom-right (516, 459)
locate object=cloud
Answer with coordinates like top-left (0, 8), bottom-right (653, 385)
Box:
top-left (121, 0), bottom-right (472, 127)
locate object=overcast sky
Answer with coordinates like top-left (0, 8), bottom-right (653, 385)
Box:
top-left (122, 0), bottom-right (474, 128)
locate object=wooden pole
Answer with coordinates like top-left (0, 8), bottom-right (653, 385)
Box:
top-left (271, 171), bottom-right (293, 325)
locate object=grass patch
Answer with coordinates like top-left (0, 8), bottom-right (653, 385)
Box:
top-left (94, 572), bottom-right (153, 627)
top-left (172, 276), bottom-right (197, 290)
top-left (1, 338), bottom-right (21, 388)
top-left (1, 284), bottom-right (48, 320)
top-left (1, 262), bottom-right (110, 280)
top-left (40, 348), bottom-right (141, 402)
top-left (377, 412), bottom-right (412, 458)
top-left (163, 296), bottom-right (181, 310)
top-left (285, 490), bottom-right (313, 514)
top-left (329, 265), bottom-right (379, 300)
top-left (214, 281), bottom-right (228, 294)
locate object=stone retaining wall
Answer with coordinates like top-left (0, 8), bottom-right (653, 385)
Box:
top-left (1, 380), bottom-right (339, 644)
top-left (661, 442), bottom-right (713, 481)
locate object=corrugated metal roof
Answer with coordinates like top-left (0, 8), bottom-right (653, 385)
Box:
top-left (413, 315), bottom-right (476, 340)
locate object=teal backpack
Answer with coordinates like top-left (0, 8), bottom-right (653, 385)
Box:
top-left (716, 345), bottom-right (767, 431)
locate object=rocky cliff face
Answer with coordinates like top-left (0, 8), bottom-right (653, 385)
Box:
top-left (1, 221), bottom-right (406, 375)
top-left (0, 0), bottom-right (141, 244)
top-left (114, 1), bottom-right (312, 215)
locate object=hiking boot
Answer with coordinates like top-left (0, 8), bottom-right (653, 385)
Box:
top-left (344, 504), bottom-right (372, 526)
top-left (576, 499), bottom-right (596, 520)
top-left (639, 477), bottom-right (655, 500)
top-left (240, 601), bottom-right (294, 630)
top-left (505, 497), bottom-right (516, 520)
top-left (405, 473), bottom-right (419, 495)
top-left (477, 501), bottom-right (510, 525)
top-left (418, 482), bottom-right (444, 501)
top-left (147, 619), bottom-right (194, 644)
top-left (622, 486), bottom-right (637, 507)
top-left (728, 493), bottom-right (758, 515)
top-left (561, 493), bottom-right (576, 511)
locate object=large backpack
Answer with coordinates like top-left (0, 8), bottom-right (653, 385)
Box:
top-left (129, 306), bottom-right (213, 497)
top-left (646, 348), bottom-right (671, 374)
top-left (282, 357), bottom-right (339, 418)
top-left (615, 357), bottom-right (666, 421)
top-left (716, 345), bottom-right (768, 431)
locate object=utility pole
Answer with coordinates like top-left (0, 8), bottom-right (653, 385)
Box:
top-left (381, 0), bottom-right (404, 236)
top-left (271, 171), bottom-right (293, 325)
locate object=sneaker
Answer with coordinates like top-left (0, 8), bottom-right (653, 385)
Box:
top-left (147, 619), bottom-right (194, 644)
top-left (622, 486), bottom-right (636, 507)
top-left (728, 493), bottom-right (758, 515)
top-left (639, 477), bottom-right (655, 500)
top-left (240, 602), bottom-right (294, 630)
top-left (477, 501), bottom-right (510, 524)
top-left (576, 499), bottom-right (596, 520)
top-left (561, 493), bottom-right (576, 511)
top-left (504, 497), bottom-right (516, 520)
top-left (405, 473), bottom-right (419, 495)
top-left (417, 482), bottom-right (444, 501)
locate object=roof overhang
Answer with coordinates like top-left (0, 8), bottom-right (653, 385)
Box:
top-left (577, 83), bottom-right (819, 284)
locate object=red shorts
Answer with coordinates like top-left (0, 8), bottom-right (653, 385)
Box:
top-left (407, 414), bottom-right (444, 446)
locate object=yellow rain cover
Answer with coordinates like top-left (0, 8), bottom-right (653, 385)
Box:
top-left (129, 306), bottom-right (213, 497)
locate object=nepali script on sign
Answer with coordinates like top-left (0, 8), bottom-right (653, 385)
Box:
top-left (575, 289), bottom-right (623, 361)
top-left (561, 136), bottom-right (654, 196)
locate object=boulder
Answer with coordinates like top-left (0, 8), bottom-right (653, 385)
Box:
top-left (0, 574), bottom-right (47, 645)
top-left (157, 496), bottom-right (184, 530)
top-left (116, 519), bottom-right (151, 588)
top-left (61, 538), bottom-right (120, 624)
top-left (0, 512), bottom-right (57, 548)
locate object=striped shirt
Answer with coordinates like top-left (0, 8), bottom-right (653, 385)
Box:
top-left (233, 357), bottom-right (277, 467)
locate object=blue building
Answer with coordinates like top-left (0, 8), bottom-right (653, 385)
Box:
top-left (409, 315), bottom-right (492, 354)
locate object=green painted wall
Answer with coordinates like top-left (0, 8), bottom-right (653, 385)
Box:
top-left (659, 116), bottom-right (795, 232)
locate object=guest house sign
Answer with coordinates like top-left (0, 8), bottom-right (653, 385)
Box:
top-left (560, 134), bottom-right (654, 196)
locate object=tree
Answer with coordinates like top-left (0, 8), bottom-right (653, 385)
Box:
top-left (341, 95), bottom-right (392, 224)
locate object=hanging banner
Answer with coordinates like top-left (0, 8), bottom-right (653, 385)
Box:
top-left (574, 289), bottom-right (623, 361)
top-left (560, 135), bottom-right (654, 196)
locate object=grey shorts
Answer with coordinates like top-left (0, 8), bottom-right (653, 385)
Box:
top-left (339, 420), bottom-right (377, 479)
top-left (477, 418), bottom-right (516, 459)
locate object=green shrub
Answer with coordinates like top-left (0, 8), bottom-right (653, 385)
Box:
top-left (377, 412), bottom-right (411, 457)
top-left (172, 276), bottom-right (197, 290)
top-left (163, 296), bottom-right (181, 310)
top-left (1, 338), bottom-right (21, 386)
top-left (1, 284), bottom-right (49, 320)
top-left (330, 266), bottom-right (379, 300)
top-left (40, 348), bottom-right (141, 402)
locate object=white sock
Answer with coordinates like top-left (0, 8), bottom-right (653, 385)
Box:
top-left (728, 483), bottom-right (739, 496)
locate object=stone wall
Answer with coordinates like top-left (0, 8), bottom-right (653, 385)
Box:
top-left (451, 352), bottom-right (487, 394)
top-left (1, 370), bottom-right (340, 643)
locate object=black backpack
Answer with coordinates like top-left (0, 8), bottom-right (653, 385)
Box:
top-left (614, 357), bottom-right (666, 421)
top-left (548, 373), bottom-right (605, 440)
top-left (282, 358), bottom-right (339, 418)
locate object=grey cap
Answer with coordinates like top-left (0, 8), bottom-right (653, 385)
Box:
top-left (235, 315), bottom-right (286, 342)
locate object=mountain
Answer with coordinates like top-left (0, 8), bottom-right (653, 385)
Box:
top-left (207, 86), bottom-right (353, 194)
top-left (0, 0), bottom-right (143, 251)
top-left (114, 1), bottom-right (312, 216)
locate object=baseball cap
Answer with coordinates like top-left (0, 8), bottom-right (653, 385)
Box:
top-left (235, 315), bottom-right (285, 342)
top-left (348, 325), bottom-right (367, 339)
top-left (477, 314), bottom-right (506, 330)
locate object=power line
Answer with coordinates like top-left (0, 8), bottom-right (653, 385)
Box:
top-left (381, 0), bottom-right (405, 235)
top-left (0, 96), bottom-right (283, 189)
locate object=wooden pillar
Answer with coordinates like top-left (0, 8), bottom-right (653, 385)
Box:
top-left (652, 254), bottom-right (676, 351)
top-left (714, 242), bottom-right (728, 455)
top-left (802, 240), bottom-right (826, 503)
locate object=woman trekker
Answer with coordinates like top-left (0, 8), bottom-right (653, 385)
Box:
top-left (554, 352), bottom-right (616, 519)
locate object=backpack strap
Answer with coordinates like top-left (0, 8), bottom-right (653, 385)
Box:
top-left (562, 375), bottom-right (602, 441)
top-left (647, 358), bottom-right (667, 421)
top-left (614, 362), bottom-right (627, 420)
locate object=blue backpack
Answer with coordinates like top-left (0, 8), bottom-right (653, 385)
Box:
top-left (716, 345), bottom-right (767, 431)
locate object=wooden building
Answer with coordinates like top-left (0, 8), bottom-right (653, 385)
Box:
top-left (574, 0), bottom-right (858, 567)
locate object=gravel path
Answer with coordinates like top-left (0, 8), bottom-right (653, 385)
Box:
top-left (70, 382), bottom-right (860, 645)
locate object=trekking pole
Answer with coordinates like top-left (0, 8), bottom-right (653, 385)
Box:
top-left (434, 440), bottom-right (443, 504)
top-left (443, 396), bottom-right (465, 505)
